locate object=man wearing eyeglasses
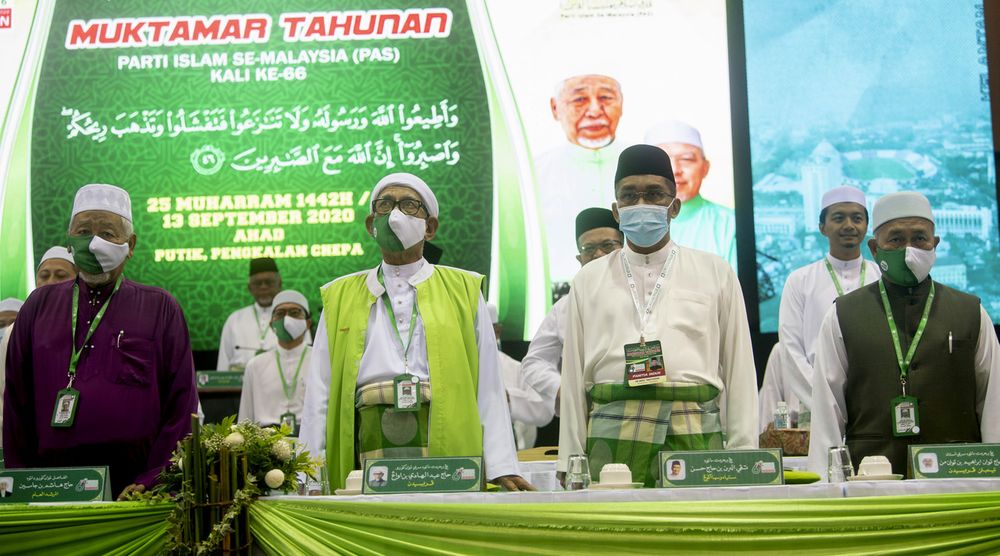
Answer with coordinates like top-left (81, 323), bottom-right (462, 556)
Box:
top-left (521, 207), bottom-right (622, 417)
top-left (300, 172), bottom-right (532, 492)
top-left (558, 145), bottom-right (757, 487)
top-left (217, 257), bottom-right (283, 370)
top-left (238, 290), bottom-right (313, 435)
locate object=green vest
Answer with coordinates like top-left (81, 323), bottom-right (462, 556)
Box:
top-left (320, 265), bottom-right (485, 489)
top-left (836, 278), bottom-right (982, 476)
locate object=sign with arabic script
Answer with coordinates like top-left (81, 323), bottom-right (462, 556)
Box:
top-left (910, 443), bottom-right (1000, 479)
top-left (196, 371), bottom-right (244, 390)
top-left (0, 467), bottom-right (111, 503)
top-left (658, 449), bottom-right (784, 488)
top-left (361, 456), bottom-right (482, 494)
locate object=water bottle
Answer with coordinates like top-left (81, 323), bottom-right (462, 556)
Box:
top-left (774, 401), bottom-right (790, 430)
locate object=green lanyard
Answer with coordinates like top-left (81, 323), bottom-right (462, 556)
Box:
top-left (377, 267), bottom-right (419, 371)
top-left (877, 279), bottom-right (935, 392)
top-left (274, 346), bottom-right (308, 401)
top-left (824, 258), bottom-right (867, 297)
top-left (69, 275), bottom-right (123, 385)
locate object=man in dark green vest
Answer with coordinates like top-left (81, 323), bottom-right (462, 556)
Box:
top-left (807, 191), bottom-right (1000, 479)
top-left (299, 172), bottom-right (533, 492)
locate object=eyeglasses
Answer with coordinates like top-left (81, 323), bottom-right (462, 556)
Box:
top-left (616, 190), bottom-right (673, 206)
top-left (273, 307), bottom-right (307, 319)
top-left (372, 197), bottom-right (426, 216)
top-left (249, 278), bottom-right (279, 288)
top-left (579, 240), bottom-right (622, 256)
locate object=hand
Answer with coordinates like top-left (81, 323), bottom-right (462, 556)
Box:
top-left (492, 475), bottom-right (536, 492)
top-left (117, 483), bottom-right (145, 501)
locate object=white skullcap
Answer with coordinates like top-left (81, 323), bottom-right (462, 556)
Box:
top-left (487, 303), bottom-right (499, 324)
top-left (371, 173), bottom-right (439, 217)
top-left (71, 183), bottom-right (132, 222)
top-left (0, 298), bottom-right (23, 313)
top-left (821, 186), bottom-right (867, 211)
top-left (644, 120), bottom-right (703, 151)
top-left (872, 192), bottom-right (934, 231)
top-left (38, 246), bottom-right (75, 268)
top-left (272, 290), bottom-right (310, 313)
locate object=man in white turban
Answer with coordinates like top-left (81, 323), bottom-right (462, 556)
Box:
top-left (35, 246), bottom-right (78, 288)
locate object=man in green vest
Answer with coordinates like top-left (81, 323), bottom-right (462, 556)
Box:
top-left (299, 172), bottom-right (532, 491)
top-left (807, 191), bottom-right (1000, 479)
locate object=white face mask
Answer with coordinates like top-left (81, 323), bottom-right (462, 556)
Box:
top-left (283, 316), bottom-right (308, 340)
top-left (388, 209), bottom-right (428, 250)
top-left (904, 246), bottom-right (936, 283)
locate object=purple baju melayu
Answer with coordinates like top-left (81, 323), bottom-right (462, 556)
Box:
top-left (3, 276), bottom-right (197, 495)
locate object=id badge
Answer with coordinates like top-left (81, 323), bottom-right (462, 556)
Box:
top-left (279, 412), bottom-right (297, 433)
top-left (623, 340), bottom-right (666, 387)
top-left (394, 374), bottom-right (421, 412)
top-left (891, 395), bottom-right (921, 437)
top-left (51, 388), bottom-right (80, 428)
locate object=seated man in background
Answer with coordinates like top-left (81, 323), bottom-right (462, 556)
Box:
top-left (300, 172), bottom-right (531, 492)
top-left (0, 299), bottom-right (21, 330)
top-left (239, 289), bottom-right (313, 434)
top-left (217, 257), bottom-right (282, 370)
top-left (35, 246), bottom-right (78, 287)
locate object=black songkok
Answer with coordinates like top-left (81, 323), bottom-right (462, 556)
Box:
top-left (614, 144), bottom-right (675, 185)
top-left (575, 208), bottom-right (619, 241)
top-left (248, 257), bottom-right (279, 276)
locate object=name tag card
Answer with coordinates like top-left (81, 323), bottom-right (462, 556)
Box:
top-left (196, 371), bottom-right (244, 390)
top-left (910, 443), bottom-right (1000, 479)
top-left (0, 467), bottom-right (110, 503)
top-left (362, 456), bottom-right (483, 494)
top-left (659, 449), bottom-right (784, 488)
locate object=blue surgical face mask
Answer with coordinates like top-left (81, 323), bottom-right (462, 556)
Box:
top-left (617, 201), bottom-right (674, 248)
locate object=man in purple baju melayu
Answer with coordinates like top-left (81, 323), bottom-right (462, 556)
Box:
top-left (3, 183), bottom-right (198, 499)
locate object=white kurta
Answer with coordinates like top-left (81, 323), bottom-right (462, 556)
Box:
top-left (238, 342), bottom-right (311, 426)
top-left (806, 304), bottom-right (1000, 479)
top-left (536, 142), bottom-right (625, 284)
top-left (217, 303), bottom-right (278, 370)
top-left (520, 295), bottom-right (569, 411)
top-left (299, 259), bottom-right (520, 480)
top-left (499, 351), bottom-right (553, 450)
top-left (769, 255), bottom-right (881, 421)
top-left (559, 241), bottom-right (758, 472)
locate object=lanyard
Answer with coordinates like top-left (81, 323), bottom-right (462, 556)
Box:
top-left (275, 346), bottom-right (309, 401)
top-left (69, 275), bottom-right (123, 384)
top-left (377, 267), bottom-right (419, 371)
top-left (253, 305), bottom-right (271, 342)
top-left (877, 280), bottom-right (935, 390)
top-left (824, 258), bottom-right (867, 297)
top-left (620, 247), bottom-right (677, 343)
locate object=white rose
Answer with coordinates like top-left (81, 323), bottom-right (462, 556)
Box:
top-left (265, 469), bottom-right (285, 489)
top-left (272, 440), bottom-right (293, 461)
top-left (224, 432), bottom-right (245, 449)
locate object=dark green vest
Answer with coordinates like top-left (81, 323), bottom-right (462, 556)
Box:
top-left (836, 278), bottom-right (981, 476)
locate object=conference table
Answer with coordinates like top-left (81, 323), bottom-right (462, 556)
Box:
top-left (2, 463), bottom-right (999, 554)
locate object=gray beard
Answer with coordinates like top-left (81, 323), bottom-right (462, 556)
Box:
top-left (79, 269), bottom-right (113, 286)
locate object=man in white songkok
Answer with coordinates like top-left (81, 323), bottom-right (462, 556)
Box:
top-left (300, 172), bottom-right (531, 492)
top-left (559, 145), bottom-right (757, 487)
top-left (35, 247), bottom-right (78, 287)
top-left (759, 186), bottom-right (880, 432)
top-left (239, 290), bottom-right (313, 434)
top-left (646, 120), bottom-right (736, 269)
top-left (807, 191), bottom-right (1000, 479)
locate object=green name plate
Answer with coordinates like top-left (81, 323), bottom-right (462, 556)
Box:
top-left (910, 443), bottom-right (1000, 479)
top-left (362, 456), bottom-right (483, 494)
top-left (196, 371), bottom-right (244, 389)
top-left (659, 449), bottom-right (784, 487)
top-left (0, 449), bottom-right (4, 470)
top-left (0, 466), bottom-right (110, 503)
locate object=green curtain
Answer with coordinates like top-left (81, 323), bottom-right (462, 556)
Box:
top-left (0, 502), bottom-right (170, 555)
top-left (250, 492), bottom-right (1000, 555)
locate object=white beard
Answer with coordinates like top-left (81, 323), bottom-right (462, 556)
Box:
top-left (79, 269), bottom-right (113, 286)
top-left (577, 135), bottom-right (613, 150)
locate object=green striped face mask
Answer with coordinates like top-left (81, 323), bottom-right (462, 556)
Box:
top-left (67, 235), bottom-right (130, 274)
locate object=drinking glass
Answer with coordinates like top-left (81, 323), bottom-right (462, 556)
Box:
top-left (827, 446), bottom-right (854, 483)
top-left (566, 454), bottom-right (592, 490)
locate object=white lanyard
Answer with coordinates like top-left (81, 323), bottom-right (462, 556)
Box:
top-left (620, 246), bottom-right (677, 342)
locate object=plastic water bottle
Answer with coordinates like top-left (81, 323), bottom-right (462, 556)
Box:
top-left (774, 401), bottom-right (790, 430)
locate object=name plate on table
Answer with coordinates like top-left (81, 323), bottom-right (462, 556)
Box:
top-left (362, 456), bottom-right (483, 494)
top-left (910, 443), bottom-right (1000, 479)
top-left (0, 466), bottom-right (111, 503)
top-left (659, 449), bottom-right (784, 488)
top-left (196, 371), bottom-right (244, 389)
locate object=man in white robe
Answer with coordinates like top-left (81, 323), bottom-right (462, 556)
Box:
top-left (488, 304), bottom-right (551, 450)
top-left (559, 145), bottom-right (757, 487)
top-left (217, 258), bottom-right (282, 370)
top-left (761, 186), bottom-right (880, 431)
